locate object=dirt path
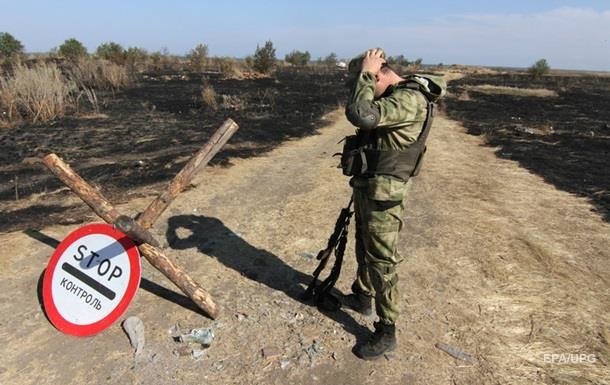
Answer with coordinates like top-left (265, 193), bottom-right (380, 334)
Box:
top-left (1, 103), bottom-right (609, 384)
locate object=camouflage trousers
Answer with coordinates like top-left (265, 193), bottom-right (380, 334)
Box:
top-left (350, 175), bottom-right (410, 325)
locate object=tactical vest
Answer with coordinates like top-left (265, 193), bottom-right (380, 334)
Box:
top-left (341, 82), bottom-right (436, 182)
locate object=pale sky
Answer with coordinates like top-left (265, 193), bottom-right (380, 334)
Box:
top-left (2, 0), bottom-right (609, 70)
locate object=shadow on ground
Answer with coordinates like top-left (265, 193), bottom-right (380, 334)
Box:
top-left (166, 214), bottom-right (370, 341)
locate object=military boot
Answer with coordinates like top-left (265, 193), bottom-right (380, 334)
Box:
top-left (341, 291), bottom-right (373, 316)
top-left (354, 322), bottom-right (397, 360)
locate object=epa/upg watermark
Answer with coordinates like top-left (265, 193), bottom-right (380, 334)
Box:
top-left (542, 353), bottom-right (597, 364)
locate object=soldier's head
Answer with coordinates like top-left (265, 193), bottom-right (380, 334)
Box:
top-left (346, 49), bottom-right (402, 98)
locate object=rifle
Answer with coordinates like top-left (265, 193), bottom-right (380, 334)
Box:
top-left (303, 196), bottom-right (354, 310)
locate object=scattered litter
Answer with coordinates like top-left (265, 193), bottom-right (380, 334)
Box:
top-left (331, 352), bottom-right (337, 361)
top-left (280, 359), bottom-right (290, 369)
top-left (179, 327), bottom-right (214, 347)
top-left (122, 316), bottom-right (145, 357)
top-left (172, 325), bottom-right (215, 360)
top-left (435, 342), bottom-right (476, 364)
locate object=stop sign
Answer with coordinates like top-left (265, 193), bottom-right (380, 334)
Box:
top-left (42, 223), bottom-right (141, 336)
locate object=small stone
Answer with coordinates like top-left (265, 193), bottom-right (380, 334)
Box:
top-left (168, 323), bottom-right (181, 337)
top-left (122, 316), bottom-right (145, 357)
top-left (299, 252), bottom-right (314, 260)
top-left (305, 340), bottom-right (323, 359)
top-left (235, 312), bottom-right (248, 321)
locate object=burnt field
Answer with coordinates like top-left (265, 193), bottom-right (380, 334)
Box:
top-left (0, 69), bottom-right (347, 232)
top-left (444, 73), bottom-right (610, 222)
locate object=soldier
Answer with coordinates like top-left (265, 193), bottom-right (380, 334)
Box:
top-left (341, 48), bottom-right (446, 359)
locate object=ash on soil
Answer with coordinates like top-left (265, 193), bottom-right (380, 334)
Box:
top-left (445, 73), bottom-right (610, 222)
top-left (0, 69), bottom-right (348, 232)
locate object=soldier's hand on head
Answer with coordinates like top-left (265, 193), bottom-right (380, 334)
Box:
top-left (361, 48), bottom-right (386, 76)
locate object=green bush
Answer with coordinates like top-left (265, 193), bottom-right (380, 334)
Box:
top-left (529, 58), bottom-right (550, 78)
top-left (253, 40), bottom-right (276, 74)
top-left (58, 38), bottom-right (88, 62)
top-left (285, 50), bottom-right (310, 66)
top-left (125, 47), bottom-right (148, 72)
top-left (96, 42), bottom-right (125, 64)
top-left (186, 43), bottom-right (208, 71)
top-left (0, 32), bottom-right (24, 63)
top-left (323, 52), bottom-right (337, 67)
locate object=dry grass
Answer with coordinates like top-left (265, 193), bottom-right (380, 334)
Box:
top-left (466, 84), bottom-right (558, 97)
top-left (215, 57), bottom-right (244, 79)
top-left (70, 58), bottom-right (131, 91)
top-left (0, 62), bottom-right (76, 123)
top-left (200, 83), bottom-right (218, 111)
top-left (405, 116), bottom-right (610, 384)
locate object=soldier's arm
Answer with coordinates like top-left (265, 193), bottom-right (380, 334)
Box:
top-left (345, 72), bottom-right (421, 130)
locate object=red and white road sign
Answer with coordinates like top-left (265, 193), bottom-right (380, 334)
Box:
top-left (42, 223), bottom-right (141, 336)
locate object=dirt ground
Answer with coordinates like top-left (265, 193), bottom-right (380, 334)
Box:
top-left (0, 71), bottom-right (609, 385)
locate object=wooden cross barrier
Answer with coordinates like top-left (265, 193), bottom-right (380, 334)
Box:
top-left (41, 118), bottom-right (239, 319)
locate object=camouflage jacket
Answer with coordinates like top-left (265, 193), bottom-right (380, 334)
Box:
top-left (345, 71), bottom-right (446, 201)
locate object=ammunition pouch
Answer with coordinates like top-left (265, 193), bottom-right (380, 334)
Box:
top-left (341, 135), bottom-right (367, 177)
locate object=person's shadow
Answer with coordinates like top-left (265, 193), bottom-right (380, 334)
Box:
top-left (166, 214), bottom-right (370, 341)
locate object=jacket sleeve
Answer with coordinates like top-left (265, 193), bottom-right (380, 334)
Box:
top-left (345, 72), bottom-right (423, 130)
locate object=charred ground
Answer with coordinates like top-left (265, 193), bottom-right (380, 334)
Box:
top-left (444, 73), bottom-right (610, 222)
top-left (0, 69), bottom-right (348, 232)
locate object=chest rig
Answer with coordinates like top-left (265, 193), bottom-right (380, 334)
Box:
top-left (341, 82), bottom-right (436, 182)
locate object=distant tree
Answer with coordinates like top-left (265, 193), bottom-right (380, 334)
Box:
top-left (125, 46), bottom-right (148, 71)
top-left (412, 58), bottom-right (423, 70)
top-left (285, 50), bottom-right (310, 66)
top-left (529, 58), bottom-right (550, 78)
top-left (244, 55), bottom-right (254, 70)
top-left (387, 54), bottom-right (411, 67)
top-left (96, 42), bottom-right (125, 64)
top-left (186, 43), bottom-right (209, 71)
top-left (253, 40), bottom-right (276, 74)
top-left (0, 32), bottom-right (24, 60)
top-left (323, 52), bottom-right (338, 67)
top-left (58, 38), bottom-right (88, 61)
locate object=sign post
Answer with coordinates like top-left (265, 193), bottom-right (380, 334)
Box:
top-left (42, 223), bottom-right (141, 336)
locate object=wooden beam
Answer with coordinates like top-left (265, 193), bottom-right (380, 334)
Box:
top-left (114, 215), bottom-right (160, 247)
top-left (41, 153), bottom-right (220, 319)
top-left (137, 118), bottom-right (239, 229)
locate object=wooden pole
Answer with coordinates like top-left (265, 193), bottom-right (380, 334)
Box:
top-left (41, 153), bottom-right (220, 319)
top-left (114, 215), bottom-right (160, 247)
top-left (137, 118), bottom-right (239, 229)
